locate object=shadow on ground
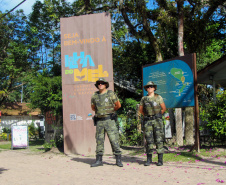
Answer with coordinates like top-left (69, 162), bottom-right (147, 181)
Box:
top-left (0, 167), bottom-right (8, 174)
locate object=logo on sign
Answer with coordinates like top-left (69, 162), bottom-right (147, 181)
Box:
top-left (64, 52), bottom-right (109, 82)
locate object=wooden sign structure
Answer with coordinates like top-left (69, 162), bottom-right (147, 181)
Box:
top-left (60, 13), bottom-right (114, 155)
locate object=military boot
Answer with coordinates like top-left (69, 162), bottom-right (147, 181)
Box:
top-left (115, 155), bottom-right (123, 167)
top-left (91, 155), bottom-right (103, 167)
top-left (157, 153), bottom-right (163, 166)
top-left (144, 154), bottom-right (152, 166)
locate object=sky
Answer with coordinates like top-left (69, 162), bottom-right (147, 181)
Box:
top-left (0, 0), bottom-right (44, 15)
top-left (0, 0), bottom-right (74, 15)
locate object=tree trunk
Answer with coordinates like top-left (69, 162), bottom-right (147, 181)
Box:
top-left (175, 108), bottom-right (183, 145)
top-left (168, 108), bottom-right (175, 136)
top-left (175, 0), bottom-right (184, 146)
top-left (44, 111), bottom-right (63, 143)
top-left (136, 104), bottom-right (142, 134)
top-left (177, 0), bottom-right (195, 145)
top-left (185, 107), bottom-right (194, 145)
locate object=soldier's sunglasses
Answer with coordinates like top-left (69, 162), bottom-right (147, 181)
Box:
top-left (146, 85), bottom-right (154, 88)
top-left (97, 82), bottom-right (106, 85)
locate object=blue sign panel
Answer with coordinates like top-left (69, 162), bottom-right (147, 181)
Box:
top-left (143, 56), bottom-right (195, 108)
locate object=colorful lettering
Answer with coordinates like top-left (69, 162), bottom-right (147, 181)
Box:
top-left (64, 33), bottom-right (79, 39)
top-left (65, 52), bottom-right (95, 69)
top-left (73, 65), bottom-right (108, 82)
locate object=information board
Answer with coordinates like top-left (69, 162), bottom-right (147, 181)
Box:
top-left (11, 126), bottom-right (28, 149)
top-left (143, 54), bottom-right (195, 108)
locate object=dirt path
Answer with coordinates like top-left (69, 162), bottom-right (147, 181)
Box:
top-left (0, 147), bottom-right (226, 185)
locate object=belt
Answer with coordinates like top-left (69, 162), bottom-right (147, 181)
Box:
top-left (96, 115), bottom-right (111, 121)
top-left (144, 113), bottom-right (162, 121)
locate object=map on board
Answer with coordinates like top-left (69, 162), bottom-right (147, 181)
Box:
top-left (143, 58), bottom-right (195, 108)
top-left (170, 68), bottom-right (189, 96)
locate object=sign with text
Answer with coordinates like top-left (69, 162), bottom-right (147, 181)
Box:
top-left (143, 54), bottom-right (195, 108)
top-left (60, 13), bottom-right (113, 155)
top-left (11, 126), bottom-right (28, 149)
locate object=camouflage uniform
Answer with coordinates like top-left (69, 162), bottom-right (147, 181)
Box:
top-left (140, 94), bottom-right (165, 154)
top-left (91, 90), bottom-right (121, 155)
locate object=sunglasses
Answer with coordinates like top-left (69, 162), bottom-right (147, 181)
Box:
top-left (97, 82), bottom-right (106, 85)
top-left (146, 85), bottom-right (155, 88)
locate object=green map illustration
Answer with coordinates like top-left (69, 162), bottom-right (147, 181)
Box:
top-left (170, 68), bottom-right (189, 96)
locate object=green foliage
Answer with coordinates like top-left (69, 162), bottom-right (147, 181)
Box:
top-left (55, 134), bottom-right (64, 148)
top-left (2, 127), bottom-right (11, 133)
top-left (0, 133), bottom-right (9, 140)
top-left (118, 115), bottom-right (143, 146)
top-left (200, 90), bottom-right (226, 138)
top-left (197, 39), bottom-right (225, 71)
top-left (43, 139), bottom-right (56, 150)
top-left (118, 98), bottom-right (143, 146)
top-left (113, 41), bottom-right (155, 89)
top-left (28, 122), bottom-right (38, 138)
top-left (0, 128), bottom-right (11, 140)
top-left (29, 72), bottom-right (62, 115)
top-left (122, 98), bottom-right (139, 112)
top-left (0, 11), bottom-right (31, 105)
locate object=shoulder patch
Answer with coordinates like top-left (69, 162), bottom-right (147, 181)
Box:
top-left (155, 94), bottom-right (159, 98)
top-left (107, 90), bottom-right (113, 93)
top-left (107, 90), bottom-right (114, 95)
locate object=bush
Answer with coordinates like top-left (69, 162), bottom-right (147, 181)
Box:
top-left (55, 134), bottom-right (64, 148)
top-left (2, 127), bottom-right (11, 133)
top-left (1, 133), bottom-right (8, 140)
top-left (43, 139), bottom-right (56, 151)
top-left (28, 122), bottom-right (38, 138)
top-left (118, 115), bottom-right (143, 146)
top-left (118, 98), bottom-right (143, 146)
top-left (200, 90), bottom-right (226, 139)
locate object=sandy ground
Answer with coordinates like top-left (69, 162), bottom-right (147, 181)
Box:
top-left (0, 145), bottom-right (226, 185)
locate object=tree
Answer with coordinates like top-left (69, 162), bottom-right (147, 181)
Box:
top-left (0, 10), bottom-right (31, 105)
top-left (28, 70), bottom-right (62, 143)
top-left (29, 72), bottom-right (62, 114)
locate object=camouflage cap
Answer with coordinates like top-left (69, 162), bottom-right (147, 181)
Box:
top-left (95, 78), bottom-right (109, 89)
top-left (144, 81), bottom-right (157, 91)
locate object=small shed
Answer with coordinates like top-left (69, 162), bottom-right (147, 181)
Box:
top-left (198, 55), bottom-right (226, 87)
top-left (0, 102), bottom-right (43, 132)
top-left (198, 55), bottom-right (226, 101)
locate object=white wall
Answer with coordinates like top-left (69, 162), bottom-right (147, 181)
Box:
top-left (0, 115), bottom-right (41, 132)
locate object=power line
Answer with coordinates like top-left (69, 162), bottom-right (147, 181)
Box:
top-left (0, 0), bottom-right (26, 19)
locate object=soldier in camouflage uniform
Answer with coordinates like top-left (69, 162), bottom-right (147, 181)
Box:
top-left (91, 78), bottom-right (123, 167)
top-left (139, 81), bottom-right (166, 166)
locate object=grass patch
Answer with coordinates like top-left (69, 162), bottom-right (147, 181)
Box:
top-left (0, 139), bottom-right (45, 152)
top-left (163, 152), bottom-right (199, 163)
top-left (29, 139), bottom-right (45, 146)
top-left (124, 145), bottom-right (226, 163)
top-left (28, 139), bottom-right (45, 152)
top-left (0, 142), bottom-right (11, 150)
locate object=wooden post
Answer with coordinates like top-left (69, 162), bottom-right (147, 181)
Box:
top-left (192, 53), bottom-right (200, 152)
